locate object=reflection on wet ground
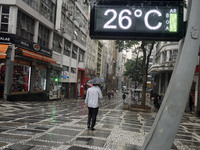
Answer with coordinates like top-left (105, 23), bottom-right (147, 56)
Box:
top-left (0, 95), bottom-right (199, 150)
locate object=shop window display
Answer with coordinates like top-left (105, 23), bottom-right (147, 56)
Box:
top-left (12, 64), bottom-right (31, 93)
top-left (34, 67), bottom-right (46, 91)
top-left (49, 70), bottom-right (61, 99)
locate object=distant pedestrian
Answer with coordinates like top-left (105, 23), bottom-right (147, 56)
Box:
top-left (107, 91), bottom-right (111, 99)
top-left (84, 83), bottom-right (102, 131)
top-left (189, 94), bottom-right (193, 112)
top-left (122, 93), bottom-right (126, 104)
top-left (153, 93), bottom-right (161, 110)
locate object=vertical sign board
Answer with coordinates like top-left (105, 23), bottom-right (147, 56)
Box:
top-left (90, 0), bottom-right (184, 41)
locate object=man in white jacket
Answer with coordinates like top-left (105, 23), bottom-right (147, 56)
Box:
top-left (84, 83), bottom-right (102, 131)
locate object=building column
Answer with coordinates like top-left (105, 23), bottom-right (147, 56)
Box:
top-left (33, 21), bottom-right (39, 43)
top-left (29, 61), bottom-right (36, 92)
top-left (165, 73), bottom-right (169, 93)
top-left (158, 74), bottom-right (162, 94)
top-left (45, 65), bottom-right (51, 98)
top-left (49, 31), bottom-right (54, 49)
top-left (4, 44), bottom-right (15, 100)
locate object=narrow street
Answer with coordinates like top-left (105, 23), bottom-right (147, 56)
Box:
top-left (0, 95), bottom-right (199, 150)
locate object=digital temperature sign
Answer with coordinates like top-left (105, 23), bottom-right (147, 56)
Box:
top-left (90, 1), bottom-right (184, 41)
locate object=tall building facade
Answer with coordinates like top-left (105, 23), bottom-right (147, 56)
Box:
top-left (0, 0), bottom-right (89, 100)
top-left (149, 42), bottom-right (180, 98)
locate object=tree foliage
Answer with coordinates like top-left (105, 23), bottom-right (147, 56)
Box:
top-left (115, 40), bottom-right (155, 106)
top-left (124, 57), bottom-right (143, 86)
top-left (115, 40), bottom-right (139, 52)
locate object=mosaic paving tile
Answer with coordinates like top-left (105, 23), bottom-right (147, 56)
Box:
top-left (4, 144), bottom-right (35, 150)
top-left (61, 125), bottom-right (85, 130)
top-left (106, 142), bottom-right (140, 150)
top-left (26, 140), bottom-right (61, 147)
top-left (0, 134), bottom-right (31, 142)
top-left (0, 97), bottom-right (199, 150)
top-left (50, 128), bottom-right (80, 136)
top-left (176, 135), bottom-right (199, 141)
top-left (102, 124), bottom-right (116, 129)
top-left (0, 141), bottom-right (8, 148)
top-left (68, 146), bottom-right (93, 150)
top-left (81, 130), bottom-right (111, 138)
top-left (71, 137), bottom-right (106, 148)
top-left (7, 129), bottom-right (43, 136)
top-left (36, 133), bottom-right (73, 143)
top-left (29, 147), bottom-right (50, 150)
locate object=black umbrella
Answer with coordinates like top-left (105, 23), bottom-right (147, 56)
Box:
top-left (87, 78), bottom-right (104, 84)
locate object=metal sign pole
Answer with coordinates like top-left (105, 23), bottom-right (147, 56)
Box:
top-left (141, 0), bottom-right (200, 149)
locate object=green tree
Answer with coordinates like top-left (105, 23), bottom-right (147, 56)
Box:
top-left (124, 57), bottom-right (143, 88)
top-left (115, 40), bottom-right (139, 52)
top-left (116, 40), bottom-right (155, 106)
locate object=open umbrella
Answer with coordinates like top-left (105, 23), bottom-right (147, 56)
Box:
top-left (86, 83), bottom-right (93, 87)
top-left (87, 78), bottom-right (104, 84)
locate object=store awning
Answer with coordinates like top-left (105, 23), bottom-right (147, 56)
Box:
top-left (19, 48), bottom-right (56, 64)
top-left (0, 44), bottom-right (9, 59)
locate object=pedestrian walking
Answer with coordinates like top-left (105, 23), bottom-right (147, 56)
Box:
top-left (84, 83), bottom-right (102, 131)
top-left (122, 93), bottom-right (126, 104)
top-left (107, 91), bottom-right (111, 99)
top-left (153, 93), bottom-right (161, 111)
top-left (189, 94), bottom-right (193, 113)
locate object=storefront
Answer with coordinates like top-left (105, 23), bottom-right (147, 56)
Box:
top-left (0, 33), bottom-right (57, 101)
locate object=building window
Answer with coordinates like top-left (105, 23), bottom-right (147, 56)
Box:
top-left (17, 11), bottom-right (34, 41)
top-left (38, 24), bottom-right (50, 48)
top-left (162, 51), bottom-right (167, 62)
top-left (63, 65), bottom-right (69, 78)
top-left (53, 33), bottom-right (62, 53)
top-left (63, 65), bottom-right (69, 72)
top-left (72, 45), bottom-right (78, 59)
top-left (71, 67), bottom-right (76, 74)
top-left (79, 49), bottom-right (85, 62)
top-left (64, 39), bottom-right (71, 56)
top-left (78, 31), bottom-right (86, 46)
top-left (169, 49), bottom-right (178, 62)
top-left (40, 0), bottom-right (55, 22)
top-left (22, 0), bottom-right (39, 11)
top-left (0, 5), bottom-right (9, 32)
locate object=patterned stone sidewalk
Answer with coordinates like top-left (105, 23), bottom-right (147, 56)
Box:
top-left (0, 97), bottom-right (199, 150)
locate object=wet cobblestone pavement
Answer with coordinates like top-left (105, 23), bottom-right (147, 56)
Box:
top-left (0, 96), bottom-right (199, 150)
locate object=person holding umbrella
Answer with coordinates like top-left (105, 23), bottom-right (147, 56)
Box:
top-left (84, 80), bottom-right (102, 131)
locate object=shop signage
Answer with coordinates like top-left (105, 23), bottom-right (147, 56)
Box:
top-left (14, 35), bottom-right (52, 58)
top-left (0, 33), bottom-right (15, 43)
top-left (90, 0), bottom-right (184, 41)
top-left (0, 33), bottom-right (53, 57)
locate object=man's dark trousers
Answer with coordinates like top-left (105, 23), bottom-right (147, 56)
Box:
top-left (87, 107), bottom-right (99, 128)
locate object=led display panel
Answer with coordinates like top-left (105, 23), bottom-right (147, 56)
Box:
top-left (90, 1), bottom-right (184, 41)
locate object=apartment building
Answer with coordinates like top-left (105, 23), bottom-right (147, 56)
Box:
top-left (0, 0), bottom-right (89, 100)
top-left (149, 42), bottom-right (180, 97)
